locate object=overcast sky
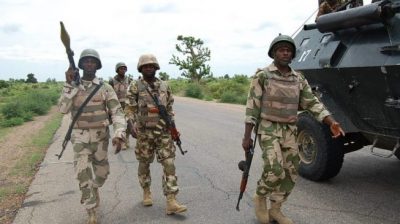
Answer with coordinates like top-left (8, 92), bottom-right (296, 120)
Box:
top-left (0, 0), bottom-right (372, 82)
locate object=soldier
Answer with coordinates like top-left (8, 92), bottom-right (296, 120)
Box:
top-left (242, 35), bottom-right (345, 224)
top-left (109, 62), bottom-right (132, 149)
top-left (316, 0), bottom-right (339, 21)
top-left (351, 0), bottom-right (363, 7)
top-left (125, 54), bottom-right (187, 215)
top-left (58, 49), bottom-right (126, 224)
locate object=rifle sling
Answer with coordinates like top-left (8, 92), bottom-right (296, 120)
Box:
top-left (64, 82), bottom-right (104, 140)
top-left (144, 85), bottom-right (171, 127)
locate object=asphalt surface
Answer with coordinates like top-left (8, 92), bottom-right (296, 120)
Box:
top-left (13, 96), bottom-right (400, 224)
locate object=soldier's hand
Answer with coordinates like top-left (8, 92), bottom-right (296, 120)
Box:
top-left (330, 122), bottom-right (345, 138)
top-left (323, 115), bottom-right (345, 138)
top-left (127, 120), bottom-right (138, 138)
top-left (242, 137), bottom-right (253, 152)
top-left (65, 66), bottom-right (76, 84)
top-left (170, 128), bottom-right (180, 141)
top-left (112, 137), bottom-right (123, 154)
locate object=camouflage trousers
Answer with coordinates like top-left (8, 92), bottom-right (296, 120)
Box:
top-left (71, 128), bottom-right (110, 210)
top-left (256, 128), bottom-right (300, 203)
top-left (135, 129), bottom-right (178, 195)
top-left (121, 102), bottom-right (130, 149)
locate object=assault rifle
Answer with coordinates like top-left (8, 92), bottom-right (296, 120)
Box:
top-left (236, 126), bottom-right (258, 211)
top-left (148, 92), bottom-right (187, 155)
top-left (60, 21), bottom-right (80, 85)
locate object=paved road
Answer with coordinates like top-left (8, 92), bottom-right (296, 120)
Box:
top-left (13, 97), bottom-right (400, 224)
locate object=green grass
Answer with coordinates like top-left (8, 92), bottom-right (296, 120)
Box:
top-left (0, 184), bottom-right (27, 202)
top-left (31, 113), bottom-right (63, 148)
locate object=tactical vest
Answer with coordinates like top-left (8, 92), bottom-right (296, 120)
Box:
top-left (261, 69), bottom-right (301, 124)
top-left (112, 76), bottom-right (130, 102)
top-left (136, 80), bottom-right (168, 128)
top-left (72, 85), bottom-right (109, 129)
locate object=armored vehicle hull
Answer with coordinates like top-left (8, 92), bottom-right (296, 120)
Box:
top-left (291, 0), bottom-right (400, 180)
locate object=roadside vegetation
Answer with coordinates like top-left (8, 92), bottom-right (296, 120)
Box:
top-left (0, 78), bottom-right (62, 224)
top-left (168, 75), bottom-right (251, 105)
top-left (0, 79), bottom-right (61, 129)
top-left (168, 35), bottom-right (251, 105)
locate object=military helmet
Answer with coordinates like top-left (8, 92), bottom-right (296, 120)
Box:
top-left (78, 48), bottom-right (102, 69)
top-left (268, 34), bottom-right (296, 59)
top-left (115, 62), bottom-right (127, 72)
top-left (137, 54), bottom-right (160, 72)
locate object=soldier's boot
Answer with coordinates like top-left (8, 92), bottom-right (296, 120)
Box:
top-left (142, 187), bottom-right (153, 206)
top-left (165, 194), bottom-right (187, 215)
top-left (269, 201), bottom-right (293, 224)
top-left (253, 193), bottom-right (269, 224)
top-left (86, 208), bottom-right (97, 224)
top-left (94, 188), bottom-right (100, 208)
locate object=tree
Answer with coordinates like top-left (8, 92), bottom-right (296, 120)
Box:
top-left (26, 73), bottom-right (38, 83)
top-left (169, 35), bottom-right (212, 82)
top-left (46, 78), bottom-right (57, 83)
top-left (159, 72), bottom-right (170, 81)
top-left (0, 80), bottom-right (9, 88)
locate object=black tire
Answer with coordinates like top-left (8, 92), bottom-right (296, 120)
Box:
top-left (296, 112), bottom-right (345, 181)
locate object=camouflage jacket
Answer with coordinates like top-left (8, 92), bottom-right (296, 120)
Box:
top-left (125, 78), bottom-right (175, 129)
top-left (245, 63), bottom-right (331, 136)
top-left (58, 77), bottom-right (126, 140)
top-left (109, 75), bottom-right (132, 103)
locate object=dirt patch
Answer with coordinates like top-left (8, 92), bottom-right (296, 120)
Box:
top-left (0, 106), bottom-right (59, 224)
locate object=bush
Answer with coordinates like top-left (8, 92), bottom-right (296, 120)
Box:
top-left (166, 77), bottom-right (250, 104)
top-left (185, 83), bottom-right (203, 99)
top-left (1, 101), bottom-right (25, 119)
top-left (0, 83), bottom-right (62, 127)
top-left (220, 91), bottom-right (247, 105)
top-left (0, 80), bottom-right (10, 89)
top-left (1, 117), bottom-right (24, 127)
top-left (168, 79), bottom-right (189, 95)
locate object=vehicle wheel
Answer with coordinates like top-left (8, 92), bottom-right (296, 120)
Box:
top-left (296, 113), bottom-right (345, 181)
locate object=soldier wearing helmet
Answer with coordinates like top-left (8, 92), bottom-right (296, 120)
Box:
top-left (58, 48), bottom-right (126, 224)
top-left (316, 0), bottom-right (340, 21)
top-left (125, 54), bottom-right (187, 215)
top-left (109, 62), bottom-right (132, 150)
top-left (242, 35), bottom-right (344, 224)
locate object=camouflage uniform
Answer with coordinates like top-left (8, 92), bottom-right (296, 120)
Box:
top-left (58, 78), bottom-right (126, 210)
top-left (110, 75), bottom-right (131, 109)
top-left (125, 78), bottom-right (179, 195)
top-left (245, 63), bottom-right (331, 203)
top-left (110, 73), bottom-right (132, 149)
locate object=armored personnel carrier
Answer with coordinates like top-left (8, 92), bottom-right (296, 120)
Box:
top-left (291, 0), bottom-right (400, 181)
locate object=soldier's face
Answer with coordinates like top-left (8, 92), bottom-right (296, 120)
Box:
top-left (117, 66), bottom-right (127, 76)
top-left (274, 46), bottom-right (293, 67)
top-left (82, 57), bottom-right (98, 75)
top-left (140, 64), bottom-right (156, 79)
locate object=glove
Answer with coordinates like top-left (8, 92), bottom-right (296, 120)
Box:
top-left (170, 128), bottom-right (180, 141)
top-left (112, 137), bottom-right (123, 154)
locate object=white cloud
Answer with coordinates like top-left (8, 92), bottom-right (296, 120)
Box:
top-left (0, 0), bottom-right (372, 81)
